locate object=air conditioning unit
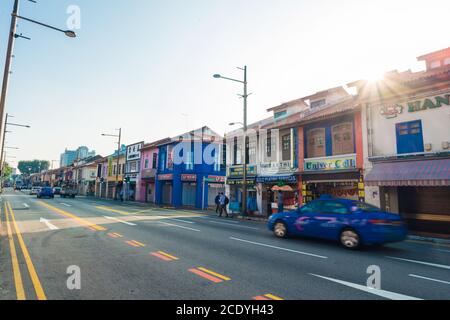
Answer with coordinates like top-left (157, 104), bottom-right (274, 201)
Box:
top-left (442, 141), bottom-right (450, 150)
top-left (424, 143), bottom-right (432, 152)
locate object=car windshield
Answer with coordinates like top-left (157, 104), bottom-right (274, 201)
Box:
top-left (350, 202), bottom-right (381, 213)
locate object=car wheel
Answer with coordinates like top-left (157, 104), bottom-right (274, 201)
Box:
top-left (274, 221), bottom-right (288, 238)
top-left (340, 229), bottom-right (361, 249)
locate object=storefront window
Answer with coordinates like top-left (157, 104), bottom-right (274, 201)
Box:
top-left (282, 134), bottom-right (291, 161)
top-left (332, 122), bottom-right (354, 155)
top-left (307, 128), bottom-right (326, 158)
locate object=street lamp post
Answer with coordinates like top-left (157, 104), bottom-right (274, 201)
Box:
top-left (0, 113), bottom-right (30, 177)
top-left (102, 128), bottom-right (122, 200)
top-left (0, 0), bottom-right (76, 180)
top-left (214, 66), bottom-right (249, 216)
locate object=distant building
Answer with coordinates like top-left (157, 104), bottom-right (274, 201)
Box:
top-left (60, 146), bottom-right (96, 167)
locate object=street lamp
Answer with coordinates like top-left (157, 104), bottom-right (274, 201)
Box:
top-left (0, 0), bottom-right (77, 182)
top-left (101, 128), bottom-right (122, 200)
top-left (0, 113), bottom-right (30, 181)
top-left (214, 66), bottom-right (250, 216)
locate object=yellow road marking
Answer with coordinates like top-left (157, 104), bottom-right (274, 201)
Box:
top-left (113, 232), bottom-right (123, 238)
top-left (7, 202), bottom-right (47, 300)
top-left (131, 240), bottom-right (146, 247)
top-left (264, 293), bottom-right (283, 300)
top-left (197, 267), bottom-right (231, 281)
top-left (39, 201), bottom-right (106, 231)
top-left (4, 203), bottom-right (26, 300)
top-left (158, 251), bottom-right (179, 260)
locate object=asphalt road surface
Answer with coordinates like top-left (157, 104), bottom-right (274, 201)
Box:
top-left (1, 189), bottom-right (449, 300)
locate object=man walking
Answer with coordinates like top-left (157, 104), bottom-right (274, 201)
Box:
top-left (215, 192), bottom-right (221, 214)
top-left (219, 193), bottom-right (229, 218)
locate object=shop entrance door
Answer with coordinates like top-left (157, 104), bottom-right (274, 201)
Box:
top-left (182, 183), bottom-right (196, 207)
top-left (162, 183), bottom-right (172, 205)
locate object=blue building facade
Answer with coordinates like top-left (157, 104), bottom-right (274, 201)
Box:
top-left (155, 130), bottom-right (226, 209)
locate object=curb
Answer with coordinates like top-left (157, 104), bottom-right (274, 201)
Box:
top-left (407, 235), bottom-right (450, 245)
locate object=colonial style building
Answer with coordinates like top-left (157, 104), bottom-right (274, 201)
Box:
top-left (135, 138), bottom-right (170, 203)
top-left (155, 126), bottom-right (226, 209)
top-left (351, 46), bottom-right (450, 238)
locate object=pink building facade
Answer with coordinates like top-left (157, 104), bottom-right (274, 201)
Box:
top-left (136, 138), bottom-right (170, 202)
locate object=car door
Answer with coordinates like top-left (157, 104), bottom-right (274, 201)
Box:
top-left (290, 201), bottom-right (322, 237)
top-left (308, 201), bottom-right (350, 240)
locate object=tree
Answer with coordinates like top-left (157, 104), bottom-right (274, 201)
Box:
top-left (3, 162), bottom-right (12, 179)
top-left (18, 160), bottom-right (50, 175)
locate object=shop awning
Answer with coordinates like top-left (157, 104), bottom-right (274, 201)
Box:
top-left (365, 158), bottom-right (450, 187)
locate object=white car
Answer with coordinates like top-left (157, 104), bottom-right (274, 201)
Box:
top-left (30, 187), bottom-right (41, 195)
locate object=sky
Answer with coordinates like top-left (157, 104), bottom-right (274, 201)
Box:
top-left (0, 0), bottom-right (449, 169)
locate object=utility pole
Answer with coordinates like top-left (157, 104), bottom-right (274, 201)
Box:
top-left (242, 66), bottom-right (248, 217)
top-left (0, 0), bottom-right (20, 170)
top-left (213, 66), bottom-right (250, 216)
top-left (115, 128), bottom-right (121, 200)
top-left (0, 113), bottom-right (10, 177)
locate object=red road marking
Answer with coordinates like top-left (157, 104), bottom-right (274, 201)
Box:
top-left (151, 252), bottom-right (173, 261)
top-left (188, 268), bottom-right (223, 283)
top-left (125, 240), bottom-right (140, 247)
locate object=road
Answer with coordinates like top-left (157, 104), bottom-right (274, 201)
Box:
top-left (0, 189), bottom-right (449, 300)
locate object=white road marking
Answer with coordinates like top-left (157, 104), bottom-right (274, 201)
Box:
top-left (409, 274), bottom-right (450, 285)
top-left (103, 216), bottom-right (136, 226)
top-left (197, 216), bottom-right (240, 224)
top-left (60, 203), bottom-right (72, 207)
top-left (23, 203), bottom-right (29, 208)
top-left (167, 218), bottom-right (196, 224)
top-left (230, 237), bottom-right (327, 259)
top-left (39, 217), bottom-right (59, 230)
top-left (208, 221), bottom-right (259, 230)
top-left (309, 273), bottom-right (422, 300)
top-left (386, 256), bottom-right (450, 270)
top-left (159, 221), bottom-right (201, 232)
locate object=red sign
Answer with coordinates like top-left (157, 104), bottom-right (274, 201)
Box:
top-left (181, 174), bottom-right (197, 182)
top-left (158, 174), bottom-right (173, 181)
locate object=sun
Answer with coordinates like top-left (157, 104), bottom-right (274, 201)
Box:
top-left (363, 69), bottom-right (386, 83)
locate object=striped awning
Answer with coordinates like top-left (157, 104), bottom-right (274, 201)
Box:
top-left (365, 158), bottom-right (450, 187)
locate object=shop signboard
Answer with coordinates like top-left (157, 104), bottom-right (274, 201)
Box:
top-left (226, 178), bottom-right (256, 186)
top-left (256, 175), bottom-right (297, 184)
top-left (379, 93), bottom-right (450, 118)
top-left (158, 174), bottom-right (173, 181)
top-left (259, 160), bottom-right (296, 176)
top-left (205, 175), bottom-right (226, 183)
top-left (228, 165), bottom-right (257, 177)
top-left (181, 174), bottom-right (197, 182)
top-left (304, 155), bottom-right (356, 171)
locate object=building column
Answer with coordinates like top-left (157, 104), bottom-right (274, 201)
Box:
top-left (354, 111), bottom-right (364, 170)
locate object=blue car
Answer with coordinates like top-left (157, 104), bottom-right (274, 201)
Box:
top-left (37, 187), bottom-right (54, 199)
top-left (268, 197), bottom-right (407, 249)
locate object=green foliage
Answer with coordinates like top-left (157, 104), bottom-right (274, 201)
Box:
top-left (18, 160), bottom-right (50, 175)
top-left (3, 162), bottom-right (12, 178)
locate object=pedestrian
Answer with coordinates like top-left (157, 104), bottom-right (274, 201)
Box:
top-left (224, 194), bottom-right (230, 218)
top-left (215, 193), bottom-right (221, 214)
top-left (219, 193), bottom-right (229, 217)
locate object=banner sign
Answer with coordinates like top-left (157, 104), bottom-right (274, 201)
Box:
top-left (304, 155), bottom-right (356, 171)
top-left (228, 165), bottom-right (257, 177)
